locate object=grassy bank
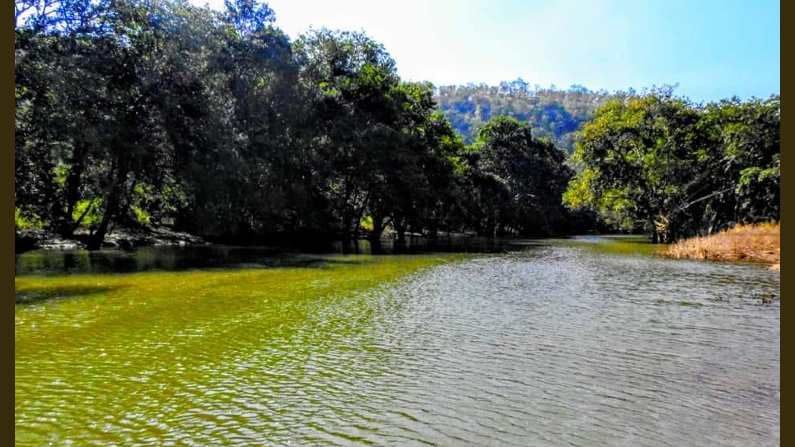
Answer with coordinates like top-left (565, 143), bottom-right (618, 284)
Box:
top-left (663, 222), bottom-right (780, 269)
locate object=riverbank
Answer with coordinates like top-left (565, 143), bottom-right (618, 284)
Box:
top-left (663, 222), bottom-right (780, 269)
top-left (15, 226), bottom-right (207, 252)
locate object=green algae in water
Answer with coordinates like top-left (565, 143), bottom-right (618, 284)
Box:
top-left (13, 240), bottom-right (781, 446)
top-left (15, 253), bottom-right (467, 446)
top-left (565, 235), bottom-right (662, 257)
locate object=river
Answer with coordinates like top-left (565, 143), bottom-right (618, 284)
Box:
top-left (15, 236), bottom-right (780, 446)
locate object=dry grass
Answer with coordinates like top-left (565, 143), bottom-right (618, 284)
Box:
top-left (664, 222), bottom-right (780, 268)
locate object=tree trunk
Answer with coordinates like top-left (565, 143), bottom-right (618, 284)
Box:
top-left (394, 219), bottom-right (406, 253)
top-left (339, 208), bottom-right (353, 254)
top-left (649, 218), bottom-right (659, 244)
top-left (59, 144), bottom-right (88, 237)
top-left (86, 165), bottom-right (126, 250)
top-left (492, 209), bottom-right (499, 239)
top-left (427, 223), bottom-right (439, 248)
top-left (368, 215), bottom-right (384, 254)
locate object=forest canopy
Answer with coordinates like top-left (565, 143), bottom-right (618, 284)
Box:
top-left (563, 89), bottom-right (779, 243)
top-left (14, 0), bottom-right (779, 250)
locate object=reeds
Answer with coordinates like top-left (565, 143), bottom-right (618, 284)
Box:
top-left (664, 222), bottom-right (780, 268)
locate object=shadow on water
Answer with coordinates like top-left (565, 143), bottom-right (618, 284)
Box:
top-left (16, 235), bottom-right (527, 276)
top-left (15, 234), bottom-right (662, 277)
top-left (15, 246), bottom-right (371, 276)
top-left (16, 285), bottom-right (126, 305)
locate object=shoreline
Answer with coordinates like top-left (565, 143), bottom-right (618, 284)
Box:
top-left (15, 226), bottom-right (208, 253)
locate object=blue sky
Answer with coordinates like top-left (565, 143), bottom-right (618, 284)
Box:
top-left (195, 0), bottom-right (779, 102)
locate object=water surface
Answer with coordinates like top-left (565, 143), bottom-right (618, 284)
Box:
top-left (15, 237), bottom-right (780, 445)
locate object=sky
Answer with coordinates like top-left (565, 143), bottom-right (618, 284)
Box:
top-left (194, 0), bottom-right (779, 102)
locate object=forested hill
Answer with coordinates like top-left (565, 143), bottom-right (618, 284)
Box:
top-left (435, 80), bottom-right (618, 152)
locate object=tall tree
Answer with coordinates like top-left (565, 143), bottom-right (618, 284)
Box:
top-left (465, 116), bottom-right (572, 237)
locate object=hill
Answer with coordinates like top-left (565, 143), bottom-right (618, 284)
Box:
top-left (435, 79), bottom-right (619, 153)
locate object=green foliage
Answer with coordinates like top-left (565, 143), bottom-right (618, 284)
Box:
top-left (126, 183), bottom-right (154, 226)
top-left (561, 167), bottom-right (596, 209)
top-left (131, 206), bottom-right (151, 225)
top-left (565, 89), bottom-right (780, 241)
top-left (72, 198), bottom-right (103, 227)
top-left (456, 115), bottom-right (574, 236)
top-left (359, 215), bottom-right (374, 232)
top-left (52, 164), bottom-right (68, 187)
top-left (15, 208), bottom-right (45, 230)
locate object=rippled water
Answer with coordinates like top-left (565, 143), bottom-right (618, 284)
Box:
top-left (15, 237), bottom-right (780, 446)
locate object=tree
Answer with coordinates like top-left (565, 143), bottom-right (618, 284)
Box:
top-left (465, 116), bottom-right (572, 237)
top-left (292, 28), bottom-right (402, 249)
top-left (363, 82), bottom-right (462, 251)
top-left (564, 90), bottom-right (780, 242)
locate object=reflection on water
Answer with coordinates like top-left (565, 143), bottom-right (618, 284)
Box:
top-left (16, 245), bottom-right (318, 276)
top-left (567, 234), bottom-right (660, 255)
top-left (15, 237), bottom-right (779, 446)
top-left (16, 236), bottom-right (523, 276)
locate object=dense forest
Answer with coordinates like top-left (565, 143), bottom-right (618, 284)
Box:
top-left (14, 0), bottom-right (779, 251)
top-left (436, 81), bottom-right (617, 152)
